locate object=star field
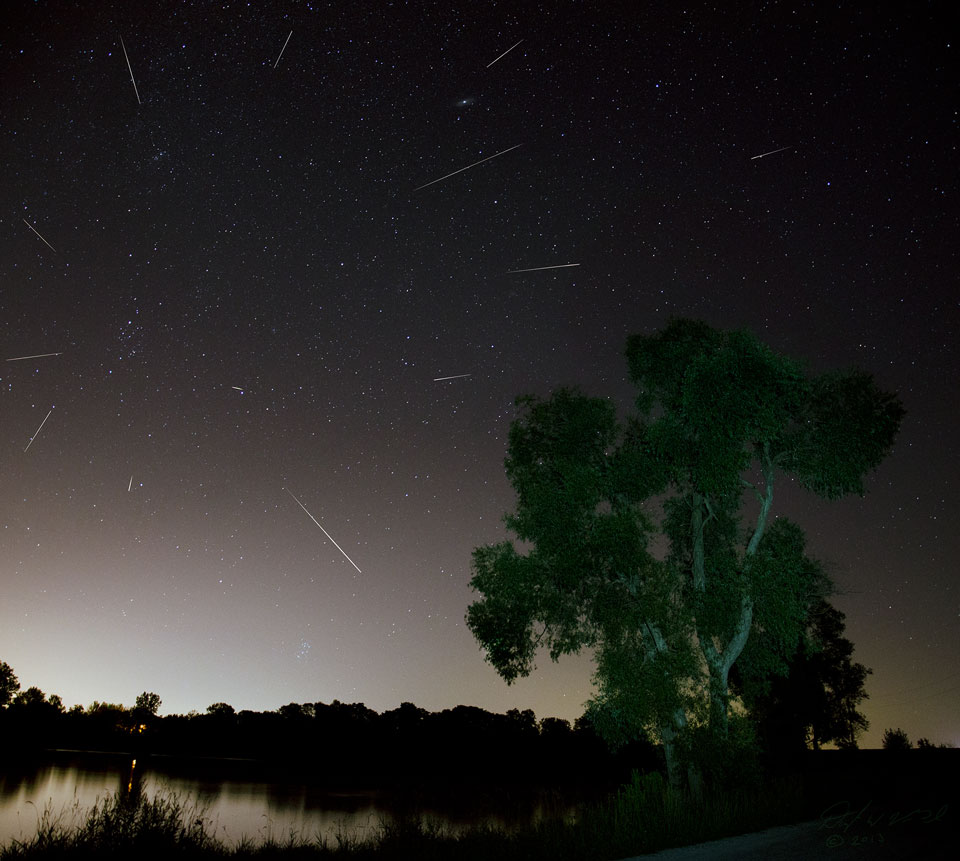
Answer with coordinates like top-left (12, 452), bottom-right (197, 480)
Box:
top-left (1, 0), bottom-right (957, 747)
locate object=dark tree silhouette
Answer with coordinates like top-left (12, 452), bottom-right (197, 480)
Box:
top-left (206, 702), bottom-right (236, 718)
top-left (13, 686), bottom-right (63, 714)
top-left (809, 603), bottom-right (872, 750)
top-left (917, 738), bottom-right (954, 749)
top-left (85, 701), bottom-right (129, 739)
top-left (467, 320), bottom-right (903, 790)
top-left (278, 702), bottom-right (314, 721)
top-left (135, 691), bottom-right (162, 716)
top-left (0, 660), bottom-right (19, 707)
top-left (0, 672), bottom-right (667, 789)
top-left (12, 686), bottom-right (49, 709)
top-left (5, 685), bottom-right (65, 745)
top-left (132, 692), bottom-right (162, 730)
top-left (733, 598), bottom-right (872, 756)
top-left (882, 727), bottom-right (912, 751)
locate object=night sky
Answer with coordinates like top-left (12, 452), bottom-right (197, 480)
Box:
top-left (1, 1), bottom-right (956, 749)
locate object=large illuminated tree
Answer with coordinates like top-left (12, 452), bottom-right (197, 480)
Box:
top-left (466, 319), bottom-right (903, 788)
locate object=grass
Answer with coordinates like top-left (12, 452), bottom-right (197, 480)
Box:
top-left (2, 791), bottom-right (218, 859)
top-left (1, 771), bottom-right (810, 860)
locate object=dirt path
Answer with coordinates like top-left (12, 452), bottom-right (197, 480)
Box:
top-left (616, 809), bottom-right (955, 860)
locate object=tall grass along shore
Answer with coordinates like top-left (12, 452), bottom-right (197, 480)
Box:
top-left (1, 770), bottom-right (809, 861)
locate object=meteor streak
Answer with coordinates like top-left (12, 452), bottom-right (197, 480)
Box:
top-left (128, 476), bottom-right (133, 492)
top-left (285, 488), bottom-right (362, 574)
top-left (119, 35), bottom-right (141, 104)
top-left (486, 39), bottom-right (523, 68)
top-left (5, 352), bottom-right (62, 362)
top-left (274, 31), bottom-right (292, 68)
top-left (506, 262), bottom-right (580, 273)
top-left (413, 144), bottom-right (521, 191)
top-left (433, 373), bottom-right (472, 381)
top-left (24, 409), bottom-right (52, 452)
top-left (750, 145), bottom-right (793, 160)
top-left (22, 219), bottom-right (56, 252)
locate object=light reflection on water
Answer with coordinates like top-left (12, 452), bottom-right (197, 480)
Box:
top-left (0, 752), bottom-right (582, 848)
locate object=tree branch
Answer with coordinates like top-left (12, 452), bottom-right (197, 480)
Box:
top-left (741, 477), bottom-right (764, 503)
top-left (700, 633), bottom-right (720, 670)
top-left (703, 494), bottom-right (717, 524)
top-left (692, 492), bottom-right (707, 592)
top-left (745, 441), bottom-right (775, 556)
top-left (721, 593), bottom-right (754, 676)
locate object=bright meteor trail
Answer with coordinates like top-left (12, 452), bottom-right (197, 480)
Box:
top-left (5, 352), bottom-right (62, 362)
top-left (22, 220), bottom-right (57, 252)
top-left (506, 263), bottom-right (580, 273)
top-left (413, 144), bottom-right (521, 191)
top-left (285, 488), bottom-right (363, 574)
top-left (24, 409), bottom-right (52, 453)
top-left (119, 35), bottom-right (141, 105)
top-left (750, 145), bottom-right (794, 160)
top-left (274, 31), bottom-right (292, 68)
top-left (486, 39), bottom-right (523, 68)
top-left (433, 374), bottom-right (472, 382)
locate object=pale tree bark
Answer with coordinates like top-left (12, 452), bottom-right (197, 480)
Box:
top-left (659, 708), bottom-right (693, 792)
top-left (745, 443), bottom-right (775, 556)
top-left (702, 594), bottom-right (754, 737)
top-left (694, 445), bottom-right (774, 740)
top-left (648, 445), bottom-right (776, 788)
top-left (644, 622), bottom-right (692, 791)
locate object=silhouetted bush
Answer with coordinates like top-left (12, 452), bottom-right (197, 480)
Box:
top-left (881, 727), bottom-right (911, 751)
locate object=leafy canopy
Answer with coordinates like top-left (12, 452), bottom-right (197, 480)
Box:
top-left (467, 319), bottom-right (903, 755)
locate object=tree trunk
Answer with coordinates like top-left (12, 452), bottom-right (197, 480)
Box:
top-left (660, 707), bottom-right (691, 792)
top-left (701, 593), bottom-right (753, 739)
top-left (691, 492), bottom-right (707, 591)
top-left (661, 720), bottom-right (682, 790)
top-left (696, 448), bottom-right (771, 741)
top-left (707, 659), bottom-right (729, 739)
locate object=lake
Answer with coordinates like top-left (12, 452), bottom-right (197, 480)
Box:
top-left (0, 751), bottom-right (586, 848)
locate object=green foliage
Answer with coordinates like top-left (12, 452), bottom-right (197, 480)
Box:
top-left (561, 765), bottom-right (805, 860)
top-left (732, 597), bottom-right (872, 756)
top-left (469, 389), bottom-right (689, 739)
top-left (587, 620), bottom-right (699, 747)
top-left (675, 712), bottom-right (763, 792)
top-left (626, 321), bottom-right (807, 497)
top-left (735, 521), bottom-right (832, 689)
top-left (466, 543), bottom-right (544, 682)
top-left (778, 371), bottom-right (906, 499)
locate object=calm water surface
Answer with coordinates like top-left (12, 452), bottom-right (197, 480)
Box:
top-left (0, 752), bottom-right (583, 847)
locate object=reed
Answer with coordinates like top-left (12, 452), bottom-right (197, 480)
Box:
top-left (1, 771), bottom-right (809, 860)
top-left (2, 790), bottom-right (219, 859)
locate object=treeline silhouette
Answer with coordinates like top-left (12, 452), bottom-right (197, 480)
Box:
top-left (0, 689), bottom-right (660, 790)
